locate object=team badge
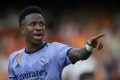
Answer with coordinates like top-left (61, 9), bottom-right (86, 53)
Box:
top-left (16, 53), bottom-right (23, 63)
top-left (40, 56), bottom-right (46, 65)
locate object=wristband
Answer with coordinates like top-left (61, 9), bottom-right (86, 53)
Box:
top-left (85, 44), bottom-right (94, 52)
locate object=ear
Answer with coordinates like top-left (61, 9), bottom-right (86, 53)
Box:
top-left (20, 26), bottom-right (25, 34)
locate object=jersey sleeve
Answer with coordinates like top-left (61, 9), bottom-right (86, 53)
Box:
top-left (8, 53), bottom-right (17, 80)
top-left (53, 42), bottom-right (72, 68)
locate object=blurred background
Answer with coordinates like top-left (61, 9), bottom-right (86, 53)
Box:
top-left (0, 0), bottom-right (120, 80)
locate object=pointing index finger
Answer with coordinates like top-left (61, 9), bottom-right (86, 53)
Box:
top-left (94, 33), bottom-right (105, 40)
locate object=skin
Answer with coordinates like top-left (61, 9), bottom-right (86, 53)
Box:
top-left (20, 13), bottom-right (105, 63)
top-left (20, 13), bottom-right (45, 53)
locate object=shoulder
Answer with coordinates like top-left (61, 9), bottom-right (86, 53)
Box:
top-left (46, 42), bottom-right (71, 57)
top-left (47, 42), bottom-right (72, 53)
top-left (48, 41), bottom-right (70, 48)
top-left (49, 41), bottom-right (63, 45)
top-left (8, 49), bottom-right (24, 63)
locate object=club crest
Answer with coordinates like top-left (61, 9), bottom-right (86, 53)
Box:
top-left (40, 57), bottom-right (46, 65)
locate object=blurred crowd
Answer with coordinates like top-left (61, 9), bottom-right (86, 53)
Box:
top-left (0, 4), bottom-right (120, 80)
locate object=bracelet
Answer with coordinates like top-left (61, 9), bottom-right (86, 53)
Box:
top-left (85, 44), bottom-right (94, 52)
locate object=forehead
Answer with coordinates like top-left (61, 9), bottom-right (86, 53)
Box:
top-left (25, 13), bottom-right (44, 23)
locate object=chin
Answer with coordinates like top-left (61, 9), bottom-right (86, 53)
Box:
top-left (33, 40), bottom-right (43, 45)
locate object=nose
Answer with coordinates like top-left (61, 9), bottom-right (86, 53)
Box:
top-left (35, 24), bottom-right (43, 30)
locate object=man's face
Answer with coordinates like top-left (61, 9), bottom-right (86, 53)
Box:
top-left (21, 13), bottom-right (45, 45)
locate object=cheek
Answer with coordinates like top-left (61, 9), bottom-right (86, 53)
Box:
top-left (25, 31), bottom-right (33, 38)
top-left (43, 29), bottom-right (46, 33)
top-left (25, 32), bottom-right (30, 39)
top-left (25, 32), bottom-right (33, 42)
top-left (25, 27), bottom-right (33, 34)
top-left (24, 28), bottom-right (33, 38)
top-left (43, 27), bottom-right (46, 33)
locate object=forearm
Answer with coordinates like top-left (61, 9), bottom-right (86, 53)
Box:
top-left (67, 46), bottom-right (93, 64)
top-left (67, 33), bottom-right (104, 64)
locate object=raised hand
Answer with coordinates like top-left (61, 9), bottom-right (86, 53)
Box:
top-left (87, 33), bottom-right (105, 50)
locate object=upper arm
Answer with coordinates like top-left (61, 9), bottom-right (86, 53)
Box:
top-left (57, 45), bottom-right (72, 67)
top-left (52, 42), bottom-right (72, 67)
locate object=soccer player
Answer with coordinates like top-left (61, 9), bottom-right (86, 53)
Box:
top-left (8, 5), bottom-right (105, 80)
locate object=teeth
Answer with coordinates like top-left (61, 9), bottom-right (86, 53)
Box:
top-left (33, 33), bottom-right (43, 40)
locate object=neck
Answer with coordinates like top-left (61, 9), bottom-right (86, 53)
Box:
top-left (25, 41), bottom-right (45, 54)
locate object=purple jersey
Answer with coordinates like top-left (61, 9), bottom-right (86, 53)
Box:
top-left (8, 42), bottom-right (72, 80)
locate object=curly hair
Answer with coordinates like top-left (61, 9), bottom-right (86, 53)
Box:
top-left (18, 5), bottom-right (43, 27)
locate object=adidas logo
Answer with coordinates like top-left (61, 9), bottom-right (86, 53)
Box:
top-left (15, 63), bottom-right (20, 68)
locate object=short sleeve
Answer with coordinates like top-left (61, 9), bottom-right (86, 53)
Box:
top-left (8, 53), bottom-right (17, 80)
top-left (53, 42), bottom-right (72, 68)
top-left (58, 46), bottom-right (72, 66)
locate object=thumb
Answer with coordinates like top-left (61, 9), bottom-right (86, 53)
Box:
top-left (97, 41), bottom-right (103, 50)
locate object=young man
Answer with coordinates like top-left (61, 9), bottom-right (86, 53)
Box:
top-left (8, 5), bottom-right (105, 80)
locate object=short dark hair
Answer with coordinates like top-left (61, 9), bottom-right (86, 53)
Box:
top-left (18, 5), bottom-right (43, 27)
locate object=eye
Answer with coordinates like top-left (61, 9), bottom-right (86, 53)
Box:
top-left (39, 21), bottom-right (45, 26)
top-left (29, 22), bottom-right (36, 26)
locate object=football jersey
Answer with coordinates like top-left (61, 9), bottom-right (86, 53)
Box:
top-left (8, 42), bottom-right (72, 80)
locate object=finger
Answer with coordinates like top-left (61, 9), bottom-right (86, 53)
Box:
top-left (87, 39), bottom-right (92, 45)
top-left (97, 42), bottom-right (103, 50)
top-left (87, 39), bottom-right (98, 48)
top-left (93, 33), bottom-right (105, 40)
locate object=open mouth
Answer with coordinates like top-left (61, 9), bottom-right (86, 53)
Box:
top-left (33, 34), bottom-right (43, 40)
